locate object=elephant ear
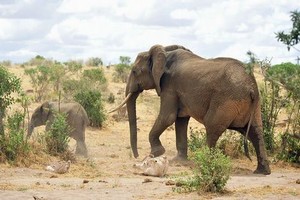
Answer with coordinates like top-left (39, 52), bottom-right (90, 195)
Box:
top-left (41, 101), bottom-right (50, 115)
top-left (149, 45), bottom-right (166, 96)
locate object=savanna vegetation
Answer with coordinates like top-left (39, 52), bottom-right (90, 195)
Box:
top-left (0, 10), bottom-right (299, 198)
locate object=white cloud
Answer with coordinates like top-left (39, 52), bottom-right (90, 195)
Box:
top-left (0, 0), bottom-right (299, 64)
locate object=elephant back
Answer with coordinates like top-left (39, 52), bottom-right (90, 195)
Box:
top-left (49, 102), bottom-right (89, 126)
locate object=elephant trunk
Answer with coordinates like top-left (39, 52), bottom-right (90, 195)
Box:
top-left (27, 121), bottom-right (34, 138)
top-left (126, 90), bottom-right (140, 158)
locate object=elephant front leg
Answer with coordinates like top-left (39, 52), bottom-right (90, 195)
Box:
top-left (149, 94), bottom-right (178, 157)
top-left (174, 117), bottom-right (190, 160)
top-left (76, 140), bottom-right (88, 157)
top-left (149, 113), bottom-right (177, 157)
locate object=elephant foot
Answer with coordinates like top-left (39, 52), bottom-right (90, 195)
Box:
top-left (75, 145), bottom-right (88, 157)
top-left (75, 150), bottom-right (88, 157)
top-left (253, 163), bottom-right (271, 175)
top-left (151, 145), bottom-right (165, 157)
top-left (170, 154), bottom-right (192, 166)
top-left (172, 153), bottom-right (188, 161)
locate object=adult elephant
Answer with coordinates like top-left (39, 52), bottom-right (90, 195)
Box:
top-left (112, 44), bottom-right (270, 175)
top-left (28, 101), bottom-right (89, 157)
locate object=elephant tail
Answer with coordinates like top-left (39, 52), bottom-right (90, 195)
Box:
top-left (244, 113), bottom-right (253, 161)
top-left (243, 89), bottom-right (257, 161)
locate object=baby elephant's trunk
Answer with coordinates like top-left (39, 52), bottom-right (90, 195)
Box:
top-left (27, 122), bottom-right (34, 138)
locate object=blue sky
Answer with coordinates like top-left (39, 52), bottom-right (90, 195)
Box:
top-left (0, 0), bottom-right (299, 65)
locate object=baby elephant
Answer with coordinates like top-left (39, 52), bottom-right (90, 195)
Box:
top-left (133, 155), bottom-right (169, 177)
top-left (28, 101), bottom-right (89, 157)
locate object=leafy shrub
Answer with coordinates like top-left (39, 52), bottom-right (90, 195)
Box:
top-left (45, 112), bottom-right (70, 155)
top-left (174, 127), bottom-right (232, 193)
top-left (113, 56), bottom-right (131, 83)
top-left (65, 59), bottom-right (83, 76)
top-left (278, 133), bottom-right (300, 163)
top-left (188, 127), bottom-right (246, 159)
top-left (107, 93), bottom-right (115, 104)
top-left (267, 62), bottom-right (300, 99)
top-left (49, 62), bottom-right (66, 93)
top-left (0, 111), bottom-right (30, 162)
top-left (217, 131), bottom-right (245, 159)
top-left (74, 90), bottom-right (106, 127)
top-left (85, 57), bottom-right (103, 67)
top-left (82, 68), bottom-right (107, 88)
top-left (24, 65), bottom-right (51, 102)
top-left (0, 65), bottom-right (21, 134)
top-left (27, 55), bottom-right (47, 66)
top-left (188, 127), bottom-right (206, 152)
top-left (0, 60), bottom-right (12, 67)
top-left (176, 147), bottom-right (232, 193)
top-left (193, 147), bottom-right (231, 192)
top-left (62, 79), bottom-right (82, 100)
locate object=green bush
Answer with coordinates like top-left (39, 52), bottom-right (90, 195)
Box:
top-left (278, 133), bottom-right (300, 163)
top-left (192, 147), bottom-right (231, 192)
top-left (24, 65), bottom-right (51, 102)
top-left (0, 65), bottom-right (21, 134)
top-left (107, 93), bottom-right (115, 104)
top-left (217, 131), bottom-right (245, 159)
top-left (65, 59), bottom-right (83, 76)
top-left (45, 112), bottom-right (70, 155)
top-left (175, 127), bottom-right (233, 193)
top-left (176, 147), bottom-right (232, 193)
top-left (0, 60), bottom-right (12, 67)
top-left (113, 56), bottom-right (131, 83)
top-left (74, 90), bottom-right (106, 127)
top-left (188, 127), bottom-right (206, 152)
top-left (49, 62), bottom-right (66, 93)
top-left (0, 111), bottom-right (30, 162)
top-left (85, 57), bottom-right (103, 67)
top-left (188, 127), bottom-right (246, 159)
top-left (82, 68), bottom-right (107, 87)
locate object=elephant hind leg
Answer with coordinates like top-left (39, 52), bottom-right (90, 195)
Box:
top-left (205, 124), bottom-right (227, 148)
top-left (247, 125), bottom-right (271, 175)
top-left (229, 125), bottom-right (271, 175)
top-left (203, 105), bottom-right (235, 148)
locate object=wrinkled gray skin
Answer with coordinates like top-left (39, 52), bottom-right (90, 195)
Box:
top-left (28, 101), bottom-right (89, 157)
top-left (125, 44), bottom-right (271, 175)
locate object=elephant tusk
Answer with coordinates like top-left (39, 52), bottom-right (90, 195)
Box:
top-left (108, 93), bottom-right (132, 113)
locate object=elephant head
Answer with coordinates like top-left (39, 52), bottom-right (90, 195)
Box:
top-left (111, 45), bottom-right (190, 158)
top-left (28, 101), bottom-right (51, 137)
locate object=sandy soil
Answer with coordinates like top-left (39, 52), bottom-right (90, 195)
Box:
top-left (0, 67), bottom-right (299, 200)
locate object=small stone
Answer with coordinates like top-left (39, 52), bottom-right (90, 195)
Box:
top-left (142, 178), bottom-right (152, 183)
top-left (296, 179), bottom-right (300, 184)
top-left (83, 179), bottom-right (89, 184)
top-left (165, 180), bottom-right (176, 186)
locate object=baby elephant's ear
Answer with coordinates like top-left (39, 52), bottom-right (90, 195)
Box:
top-left (41, 101), bottom-right (50, 114)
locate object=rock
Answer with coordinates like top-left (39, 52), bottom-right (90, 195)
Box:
top-left (45, 160), bottom-right (71, 174)
top-left (142, 178), bottom-right (153, 183)
top-left (165, 180), bottom-right (176, 186)
top-left (83, 179), bottom-right (89, 184)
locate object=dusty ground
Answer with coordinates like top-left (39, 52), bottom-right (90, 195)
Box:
top-left (0, 67), bottom-right (299, 200)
